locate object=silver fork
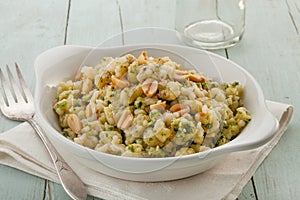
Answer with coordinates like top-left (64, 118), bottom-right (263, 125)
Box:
top-left (0, 64), bottom-right (87, 200)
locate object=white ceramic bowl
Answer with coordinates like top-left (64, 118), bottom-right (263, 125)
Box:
top-left (34, 44), bottom-right (278, 182)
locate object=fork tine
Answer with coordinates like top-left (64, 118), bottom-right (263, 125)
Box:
top-left (15, 63), bottom-right (34, 103)
top-left (6, 64), bottom-right (25, 103)
top-left (0, 67), bottom-right (15, 106)
top-left (0, 71), bottom-right (6, 108)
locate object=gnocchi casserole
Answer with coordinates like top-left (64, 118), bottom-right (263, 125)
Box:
top-left (53, 51), bottom-right (251, 158)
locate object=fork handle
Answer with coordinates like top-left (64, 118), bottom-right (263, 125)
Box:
top-left (27, 118), bottom-right (87, 200)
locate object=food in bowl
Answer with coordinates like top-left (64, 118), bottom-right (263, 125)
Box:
top-left (52, 51), bottom-right (251, 158)
top-left (35, 44), bottom-right (278, 181)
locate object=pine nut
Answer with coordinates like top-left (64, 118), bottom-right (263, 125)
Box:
top-left (129, 85), bottom-right (143, 104)
top-left (170, 104), bottom-right (190, 115)
top-left (67, 114), bottom-right (82, 134)
top-left (137, 51), bottom-right (148, 65)
top-left (189, 74), bottom-right (206, 83)
top-left (142, 78), bottom-right (158, 97)
top-left (111, 75), bottom-right (130, 88)
top-left (117, 109), bottom-right (133, 130)
top-left (150, 101), bottom-right (166, 112)
top-left (82, 78), bottom-right (93, 94)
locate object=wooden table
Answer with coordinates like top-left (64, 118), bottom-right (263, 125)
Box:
top-left (0, 0), bottom-right (299, 199)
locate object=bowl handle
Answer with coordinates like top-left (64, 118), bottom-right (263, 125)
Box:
top-left (209, 109), bottom-right (279, 157)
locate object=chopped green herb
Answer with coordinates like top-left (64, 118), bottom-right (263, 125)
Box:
top-left (62, 131), bottom-right (69, 137)
top-left (205, 123), bottom-right (213, 129)
top-left (127, 145), bottom-right (134, 152)
top-left (57, 100), bottom-right (67, 108)
top-left (232, 82), bottom-right (239, 87)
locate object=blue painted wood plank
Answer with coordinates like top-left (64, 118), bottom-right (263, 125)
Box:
top-left (227, 0), bottom-right (300, 199)
top-left (0, 165), bottom-right (45, 199)
top-left (0, 0), bottom-right (69, 199)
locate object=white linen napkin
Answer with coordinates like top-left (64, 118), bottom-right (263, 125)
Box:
top-left (0, 100), bottom-right (293, 200)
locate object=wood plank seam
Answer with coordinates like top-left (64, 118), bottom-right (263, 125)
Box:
top-left (42, 179), bottom-right (47, 200)
top-left (64, 0), bottom-right (72, 45)
top-left (285, 0), bottom-right (299, 34)
top-left (225, 48), bottom-right (229, 59)
top-left (251, 177), bottom-right (258, 200)
top-left (116, 0), bottom-right (125, 45)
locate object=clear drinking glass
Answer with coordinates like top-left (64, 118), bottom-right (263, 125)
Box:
top-left (175, 0), bottom-right (245, 50)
